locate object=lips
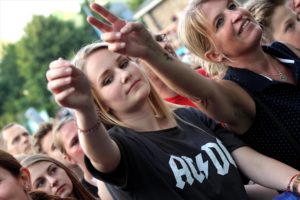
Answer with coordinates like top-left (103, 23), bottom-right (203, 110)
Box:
top-left (238, 19), bottom-right (250, 35)
top-left (127, 80), bottom-right (140, 94)
top-left (55, 184), bottom-right (65, 196)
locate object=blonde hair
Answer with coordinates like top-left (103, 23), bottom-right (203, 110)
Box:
top-left (178, 0), bottom-right (244, 77)
top-left (244, 0), bottom-right (286, 44)
top-left (72, 41), bottom-right (174, 128)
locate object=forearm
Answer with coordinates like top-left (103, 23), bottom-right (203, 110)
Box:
top-left (232, 146), bottom-right (299, 191)
top-left (141, 45), bottom-right (242, 123)
top-left (75, 105), bottom-right (121, 173)
top-left (142, 44), bottom-right (213, 100)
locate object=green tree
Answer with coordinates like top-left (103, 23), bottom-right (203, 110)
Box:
top-left (0, 13), bottom-right (96, 128)
top-left (0, 43), bottom-right (27, 127)
top-left (125, 0), bottom-right (145, 11)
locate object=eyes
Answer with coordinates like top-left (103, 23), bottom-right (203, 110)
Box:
top-left (34, 165), bottom-right (58, 189)
top-left (70, 136), bottom-right (79, 147)
top-left (50, 143), bottom-right (57, 151)
top-left (215, 2), bottom-right (239, 30)
top-left (102, 58), bottom-right (130, 86)
top-left (285, 17), bottom-right (300, 32)
top-left (285, 22), bottom-right (295, 32)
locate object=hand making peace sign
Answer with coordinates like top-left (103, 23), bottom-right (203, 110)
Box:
top-left (87, 3), bottom-right (161, 59)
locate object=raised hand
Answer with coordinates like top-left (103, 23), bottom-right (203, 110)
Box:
top-left (46, 58), bottom-right (93, 110)
top-left (87, 3), bottom-right (160, 59)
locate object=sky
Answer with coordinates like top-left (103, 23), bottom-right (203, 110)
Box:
top-left (0, 0), bottom-right (81, 42)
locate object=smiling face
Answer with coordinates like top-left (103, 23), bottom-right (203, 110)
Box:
top-left (200, 0), bottom-right (262, 61)
top-left (28, 161), bottom-right (73, 198)
top-left (84, 48), bottom-right (151, 117)
top-left (271, 5), bottom-right (300, 49)
top-left (0, 167), bottom-right (31, 200)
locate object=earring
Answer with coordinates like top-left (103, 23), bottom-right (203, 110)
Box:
top-left (24, 184), bottom-right (30, 192)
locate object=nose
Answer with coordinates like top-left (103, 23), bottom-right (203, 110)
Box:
top-left (21, 135), bottom-right (29, 144)
top-left (120, 69), bottom-right (131, 84)
top-left (48, 176), bottom-right (59, 188)
top-left (230, 10), bottom-right (243, 24)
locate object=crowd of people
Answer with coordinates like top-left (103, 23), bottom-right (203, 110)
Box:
top-left (1, 0), bottom-right (300, 199)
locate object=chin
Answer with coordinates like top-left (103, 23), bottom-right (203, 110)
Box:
top-left (247, 27), bottom-right (263, 48)
top-left (61, 190), bottom-right (72, 198)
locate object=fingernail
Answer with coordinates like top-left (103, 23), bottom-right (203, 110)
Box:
top-left (65, 77), bottom-right (71, 83)
top-left (65, 67), bottom-right (72, 73)
top-left (116, 32), bottom-right (121, 39)
top-left (120, 43), bottom-right (126, 48)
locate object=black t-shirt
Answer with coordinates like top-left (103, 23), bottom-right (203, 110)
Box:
top-left (81, 178), bottom-right (99, 198)
top-left (85, 107), bottom-right (248, 200)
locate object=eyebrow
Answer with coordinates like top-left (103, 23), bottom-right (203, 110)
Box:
top-left (11, 135), bottom-right (20, 143)
top-left (283, 17), bottom-right (293, 29)
top-left (212, 0), bottom-right (229, 29)
top-left (12, 131), bottom-right (28, 143)
top-left (33, 163), bottom-right (53, 185)
top-left (47, 163), bottom-right (56, 174)
top-left (97, 55), bottom-right (123, 83)
top-left (68, 135), bottom-right (78, 147)
top-left (213, 13), bottom-right (222, 28)
top-left (116, 55), bottom-right (123, 63)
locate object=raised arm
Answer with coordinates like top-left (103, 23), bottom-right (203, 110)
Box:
top-left (87, 3), bottom-right (255, 133)
top-left (46, 58), bottom-right (120, 173)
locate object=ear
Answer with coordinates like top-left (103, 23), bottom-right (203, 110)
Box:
top-left (19, 167), bottom-right (32, 191)
top-left (204, 49), bottom-right (223, 63)
top-left (63, 154), bottom-right (77, 165)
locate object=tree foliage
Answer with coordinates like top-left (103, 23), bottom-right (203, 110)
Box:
top-left (0, 0), bottom-right (146, 128)
top-left (125, 0), bottom-right (145, 11)
top-left (0, 12), bottom-right (96, 128)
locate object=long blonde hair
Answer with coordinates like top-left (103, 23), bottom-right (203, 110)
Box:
top-left (72, 42), bottom-right (174, 128)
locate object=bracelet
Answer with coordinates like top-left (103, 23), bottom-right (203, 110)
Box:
top-left (287, 174), bottom-right (299, 191)
top-left (76, 116), bottom-right (101, 135)
top-left (292, 174), bottom-right (300, 195)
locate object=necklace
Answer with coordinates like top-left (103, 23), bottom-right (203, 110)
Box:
top-left (274, 65), bottom-right (288, 81)
top-left (262, 59), bottom-right (288, 81)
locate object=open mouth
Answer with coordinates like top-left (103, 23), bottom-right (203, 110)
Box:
top-left (239, 19), bottom-right (250, 35)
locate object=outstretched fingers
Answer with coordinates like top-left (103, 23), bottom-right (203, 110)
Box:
top-left (89, 3), bottom-right (126, 32)
top-left (87, 16), bottom-right (112, 32)
top-left (90, 3), bottom-right (120, 24)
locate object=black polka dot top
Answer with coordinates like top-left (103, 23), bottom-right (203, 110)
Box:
top-left (224, 42), bottom-right (300, 170)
